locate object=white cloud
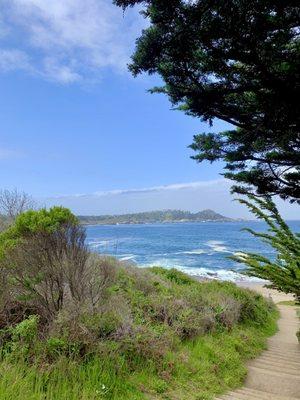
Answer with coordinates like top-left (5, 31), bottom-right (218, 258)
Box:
top-left (42, 57), bottom-right (81, 83)
top-left (0, 0), bottom-right (144, 83)
top-left (0, 48), bottom-right (31, 72)
top-left (92, 179), bottom-right (228, 197)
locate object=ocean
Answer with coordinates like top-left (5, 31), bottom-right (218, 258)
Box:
top-left (86, 220), bottom-right (300, 282)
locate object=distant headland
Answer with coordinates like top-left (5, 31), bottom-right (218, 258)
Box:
top-left (78, 209), bottom-right (236, 225)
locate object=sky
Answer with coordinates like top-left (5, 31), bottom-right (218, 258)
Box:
top-left (0, 0), bottom-right (298, 219)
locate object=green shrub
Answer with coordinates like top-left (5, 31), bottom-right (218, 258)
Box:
top-left (1, 315), bottom-right (40, 360)
top-left (0, 208), bottom-right (88, 319)
top-left (10, 315), bottom-right (39, 344)
top-left (82, 310), bottom-right (124, 338)
top-left (0, 207), bottom-right (78, 260)
top-left (46, 338), bottom-right (68, 358)
top-left (13, 207), bottom-right (78, 235)
top-left (151, 267), bottom-right (194, 285)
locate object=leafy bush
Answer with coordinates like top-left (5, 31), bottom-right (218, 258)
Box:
top-left (151, 267), bottom-right (194, 285)
top-left (45, 337), bottom-right (68, 357)
top-left (0, 315), bottom-right (39, 360)
top-left (0, 207), bottom-right (88, 320)
top-left (13, 207), bottom-right (78, 235)
top-left (10, 315), bottom-right (39, 344)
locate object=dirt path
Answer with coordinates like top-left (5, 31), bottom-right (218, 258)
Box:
top-left (216, 286), bottom-right (300, 400)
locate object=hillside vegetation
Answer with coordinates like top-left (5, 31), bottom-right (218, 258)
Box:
top-left (0, 207), bottom-right (277, 400)
top-left (78, 209), bottom-right (232, 225)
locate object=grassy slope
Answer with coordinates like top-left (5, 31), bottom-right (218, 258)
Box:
top-left (0, 268), bottom-right (278, 400)
top-left (0, 322), bottom-right (277, 400)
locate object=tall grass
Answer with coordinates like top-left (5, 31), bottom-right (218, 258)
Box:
top-left (0, 321), bottom-right (277, 400)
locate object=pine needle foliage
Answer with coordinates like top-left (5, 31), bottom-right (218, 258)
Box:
top-left (114, 0), bottom-right (300, 202)
top-left (233, 195), bottom-right (300, 302)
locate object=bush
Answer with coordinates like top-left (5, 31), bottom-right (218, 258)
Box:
top-left (10, 315), bottom-right (39, 344)
top-left (0, 315), bottom-right (40, 360)
top-left (13, 207), bottom-right (78, 235)
top-left (117, 323), bottom-right (176, 368)
top-left (45, 337), bottom-right (68, 358)
top-left (0, 208), bottom-right (88, 319)
top-left (151, 267), bottom-right (194, 285)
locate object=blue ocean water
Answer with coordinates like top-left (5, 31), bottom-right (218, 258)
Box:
top-left (86, 221), bottom-right (300, 282)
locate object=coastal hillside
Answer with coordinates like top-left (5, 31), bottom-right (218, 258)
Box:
top-left (0, 207), bottom-right (277, 400)
top-left (78, 209), bottom-right (232, 225)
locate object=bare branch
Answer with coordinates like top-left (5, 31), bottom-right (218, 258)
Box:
top-left (0, 189), bottom-right (36, 219)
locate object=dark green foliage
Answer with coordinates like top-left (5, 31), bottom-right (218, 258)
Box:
top-left (114, 0), bottom-right (300, 202)
top-left (232, 195), bottom-right (300, 301)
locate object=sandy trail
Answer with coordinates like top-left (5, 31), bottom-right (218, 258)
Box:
top-left (215, 283), bottom-right (300, 400)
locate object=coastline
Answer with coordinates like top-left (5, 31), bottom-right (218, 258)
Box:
top-left (81, 219), bottom-right (240, 226)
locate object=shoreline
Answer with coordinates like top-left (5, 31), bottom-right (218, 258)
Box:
top-left (82, 219), bottom-right (241, 227)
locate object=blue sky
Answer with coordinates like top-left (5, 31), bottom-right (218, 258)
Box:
top-left (1, 71), bottom-right (227, 195)
top-left (0, 1), bottom-right (298, 218)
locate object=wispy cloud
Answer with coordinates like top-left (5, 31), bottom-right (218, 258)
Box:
top-left (0, 0), bottom-right (144, 83)
top-left (53, 179), bottom-right (229, 199)
top-left (93, 179), bottom-right (229, 196)
top-left (0, 48), bottom-right (31, 72)
top-left (0, 147), bottom-right (24, 160)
